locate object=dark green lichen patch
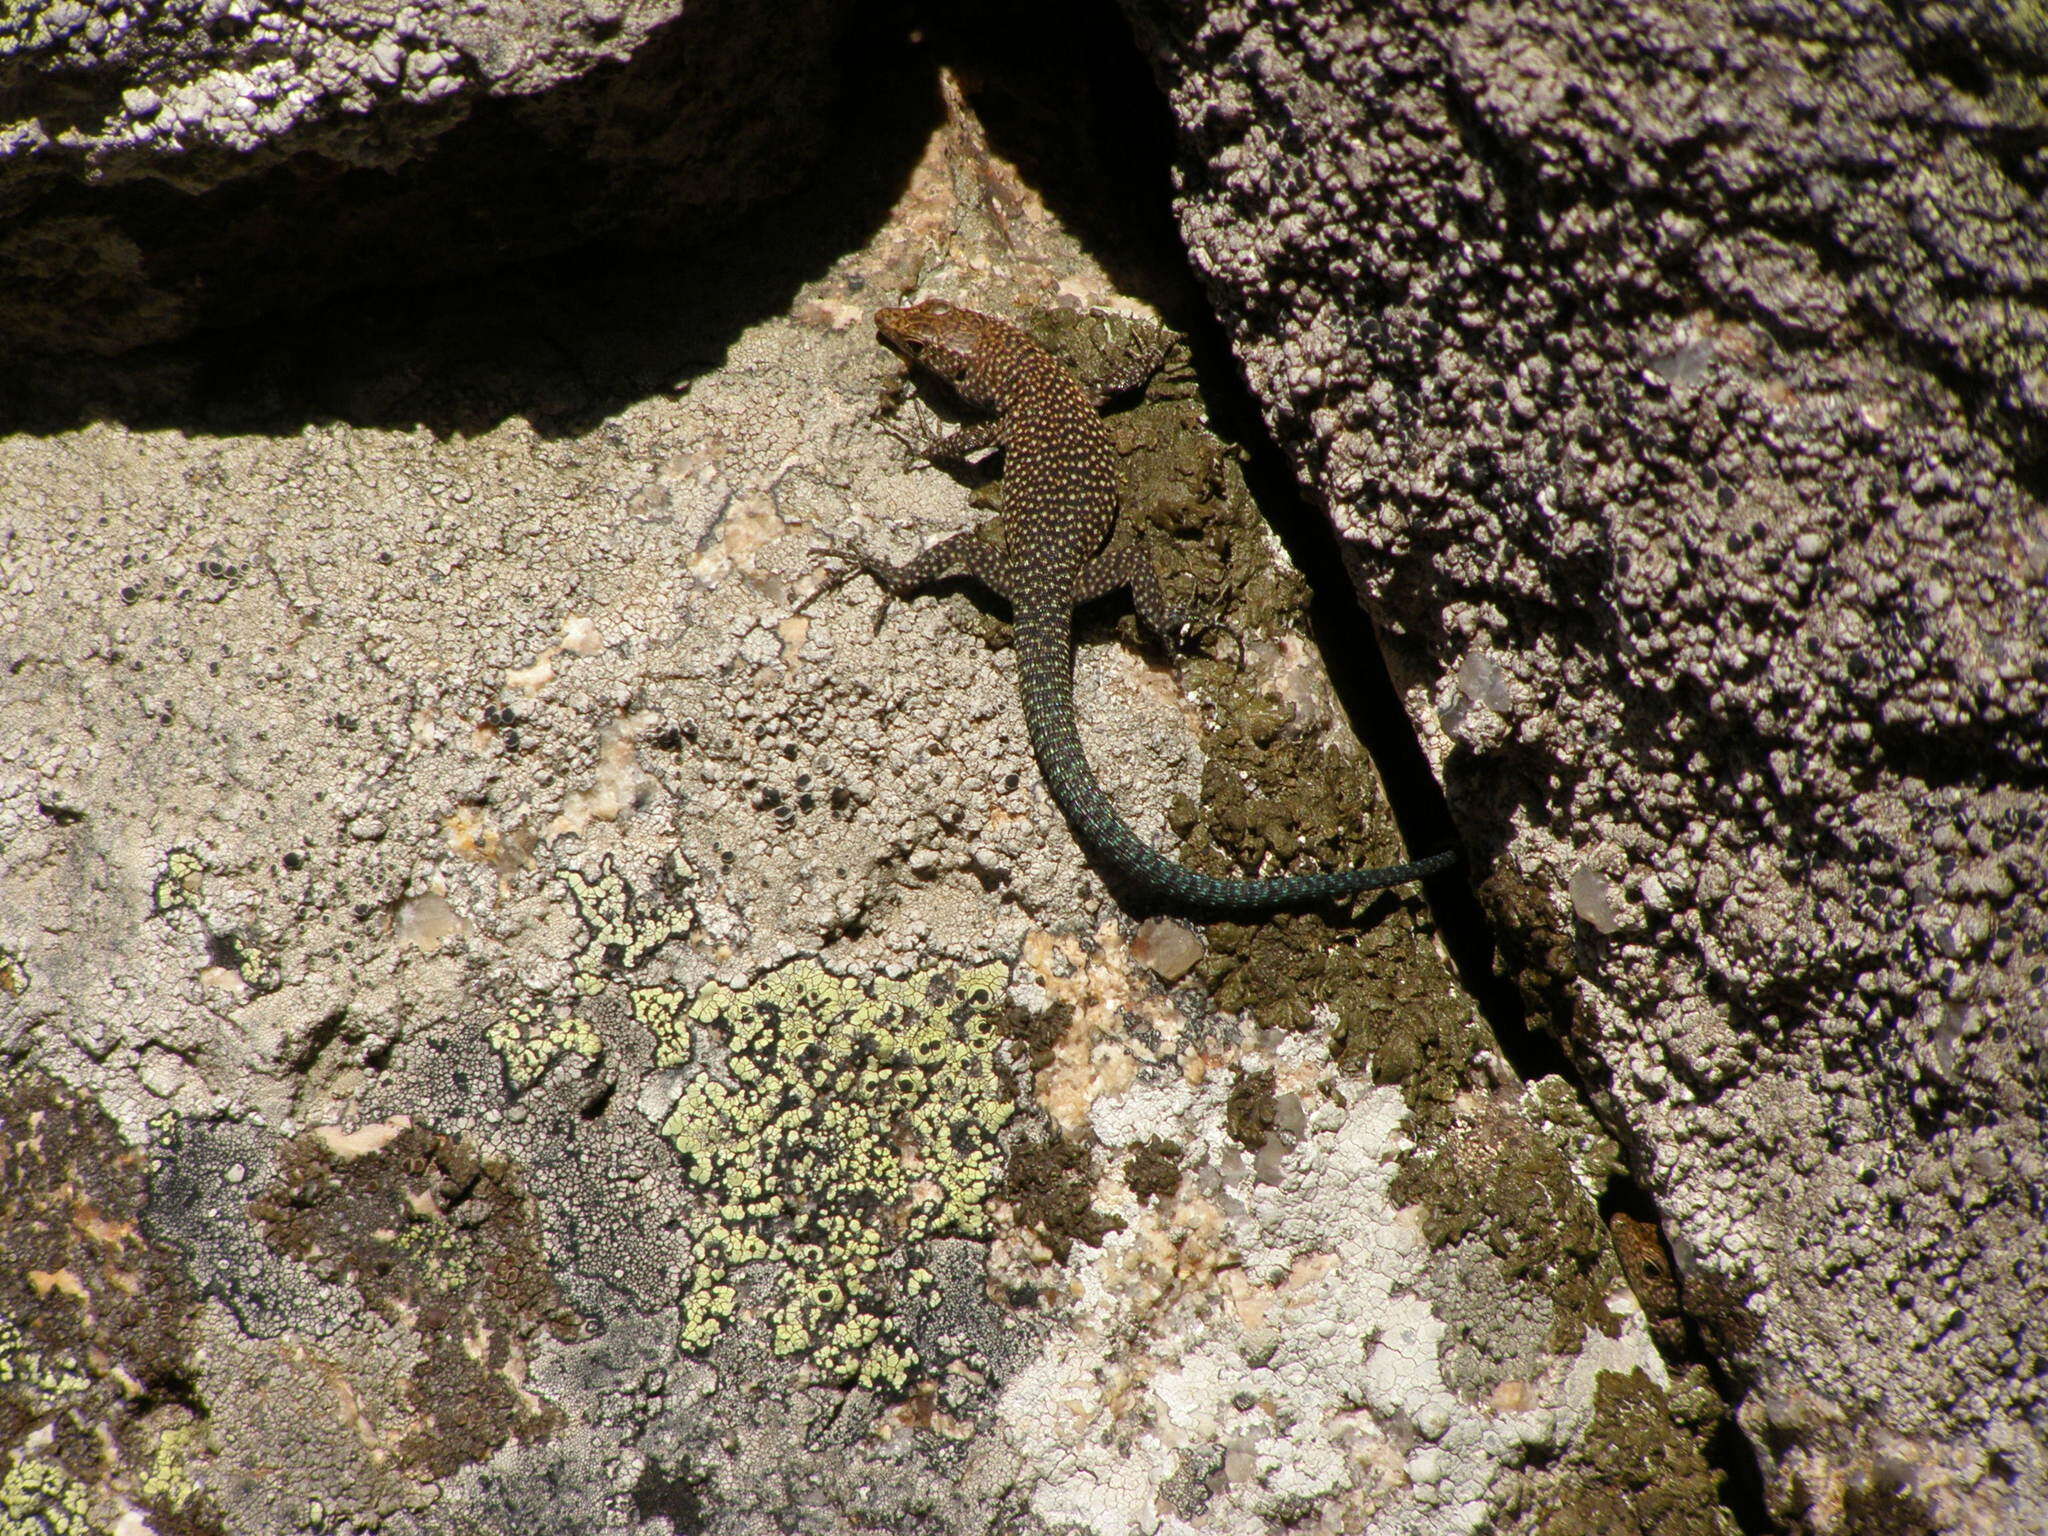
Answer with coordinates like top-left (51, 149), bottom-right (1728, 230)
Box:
top-left (0, 1066), bottom-right (220, 1536)
top-left (1003, 1133), bottom-right (1122, 1264)
top-left (1122, 1137), bottom-right (1184, 1204)
top-left (997, 996), bottom-right (1073, 1076)
top-left (248, 1122), bottom-right (580, 1478)
top-left (658, 959), bottom-right (1014, 1393)
top-left (1224, 1067), bottom-right (1276, 1151)
top-left (1390, 1101), bottom-right (1618, 1357)
top-left (1531, 1368), bottom-right (1739, 1536)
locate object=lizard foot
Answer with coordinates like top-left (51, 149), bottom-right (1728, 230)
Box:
top-left (797, 536), bottom-right (876, 611)
top-left (798, 535), bottom-right (905, 632)
top-left (1182, 614), bottom-right (1247, 672)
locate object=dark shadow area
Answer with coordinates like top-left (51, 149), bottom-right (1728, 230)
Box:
top-left (2, 0), bottom-right (938, 439)
top-left (912, 0), bottom-right (1202, 328)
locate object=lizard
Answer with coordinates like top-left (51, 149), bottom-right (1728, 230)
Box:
top-left (825, 297), bottom-right (1457, 911)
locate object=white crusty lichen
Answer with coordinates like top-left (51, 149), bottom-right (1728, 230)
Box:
top-left (997, 1030), bottom-right (1667, 1536)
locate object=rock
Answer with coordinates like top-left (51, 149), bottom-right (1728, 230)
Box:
top-left (0, 0), bottom-right (858, 354)
top-left (1128, 1), bottom-right (2048, 1529)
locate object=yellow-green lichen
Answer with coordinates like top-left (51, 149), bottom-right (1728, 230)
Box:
top-left (662, 958), bottom-right (1012, 1392)
top-left (560, 855), bottom-right (693, 995)
top-left (391, 1219), bottom-right (478, 1294)
top-left (220, 931), bottom-right (282, 994)
top-left (0, 1316), bottom-right (88, 1399)
top-left (0, 1456), bottom-right (96, 1536)
top-left (629, 986), bottom-right (694, 1067)
top-left (0, 949), bottom-right (26, 998)
top-left (139, 1421), bottom-right (209, 1516)
top-left (486, 1001), bottom-right (603, 1088)
top-left (147, 851), bottom-right (281, 993)
top-left (151, 849), bottom-right (205, 915)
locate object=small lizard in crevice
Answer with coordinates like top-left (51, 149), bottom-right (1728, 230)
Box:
top-left (826, 298), bottom-right (1456, 911)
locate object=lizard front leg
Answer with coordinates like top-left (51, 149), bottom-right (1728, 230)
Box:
top-left (885, 407), bottom-right (1005, 471)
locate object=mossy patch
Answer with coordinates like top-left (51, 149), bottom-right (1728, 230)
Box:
top-left (1122, 1137), bottom-right (1184, 1204)
top-left (0, 1066), bottom-right (217, 1535)
top-left (1224, 1067), bottom-right (1277, 1150)
top-left (1389, 1101), bottom-right (1618, 1356)
top-left (658, 958), bottom-right (1013, 1394)
top-left (248, 1122), bottom-right (580, 1478)
top-left (1002, 1133), bottom-right (1122, 1264)
top-left (1533, 1368), bottom-right (1738, 1536)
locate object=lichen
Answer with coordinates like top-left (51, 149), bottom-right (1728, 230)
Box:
top-left (1390, 1100), bottom-right (1618, 1355)
top-left (659, 958), bottom-right (1013, 1393)
top-left (0, 948), bottom-right (26, 998)
top-left (0, 1317), bottom-right (87, 1400)
top-left (247, 1123), bottom-right (579, 1478)
top-left (0, 1068), bottom-right (208, 1534)
top-left (148, 848), bottom-right (280, 992)
top-left (1526, 1074), bottom-right (1625, 1198)
top-left (486, 1000), bottom-right (604, 1089)
top-left (560, 854), bottom-right (694, 995)
top-left (150, 848), bottom-right (205, 915)
top-left (0, 1457), bottom-right (96, 1536)
top-left (628, 984), bottom-right (695, 1067)
top-left (1535, 1368), bottom-right (1739, 1536)
top-left (139, 1420), bottom-right (209, 1519)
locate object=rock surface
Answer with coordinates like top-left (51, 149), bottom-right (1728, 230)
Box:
top-left (1127, 0), bottom-right (2048, 1529)
top-left (0, 57), bottom-right (1721, 1536)
top-left (0, 0), bottom-right (855, 354)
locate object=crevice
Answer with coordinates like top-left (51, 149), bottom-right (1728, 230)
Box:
top-left (937, 6), bottom-right (1783, 1531)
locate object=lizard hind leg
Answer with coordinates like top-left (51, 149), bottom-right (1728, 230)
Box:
top-left (812, 522), bottom-right (1020, 628)
top-left (1073, 533), bottom-right (1240, 665)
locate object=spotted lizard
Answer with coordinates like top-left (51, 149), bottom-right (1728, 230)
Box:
top-left (830, 298), bottom-right (1456, 910)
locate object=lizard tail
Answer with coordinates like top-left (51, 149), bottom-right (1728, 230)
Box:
top-left (1012, 615), bottom-right (1456, 911)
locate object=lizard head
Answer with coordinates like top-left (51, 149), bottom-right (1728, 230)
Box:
top-left (875, 299), bottom-right (995, 405)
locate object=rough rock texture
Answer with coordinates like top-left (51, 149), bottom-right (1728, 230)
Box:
top-left (0, 72), bottom-right (1724, 1536)
top-left (0, 0), bottom-right (854, 354)
top-left (1126, 0), bottom-right (2048, 1530)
